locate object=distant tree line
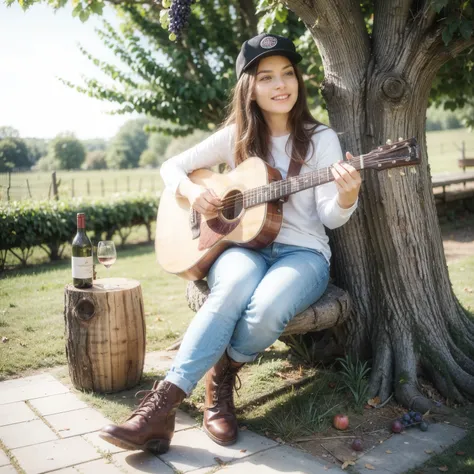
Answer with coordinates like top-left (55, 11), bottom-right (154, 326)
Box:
top-left (0, 119), bottom-right (210, 173)
top-left (1, 105), bottom-right (470, 173)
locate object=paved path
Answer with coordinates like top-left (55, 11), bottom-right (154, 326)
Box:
top-left (0, 368), bottom-right (468, 474)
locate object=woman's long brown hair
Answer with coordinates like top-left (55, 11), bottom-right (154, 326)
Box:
top-left (222, 58), bottom-right (324, 167)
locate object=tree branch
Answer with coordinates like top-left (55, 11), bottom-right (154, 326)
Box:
top-left (418, 0), bottom-right (437, 31)
top-left (372, 0), bottom-right (413, 70)
top-left (238, 0), bottom-right (258, 36)
top-left (417, 31), bottom-right (474, 76)
top-left (284, 0), bottom-right (370, 93)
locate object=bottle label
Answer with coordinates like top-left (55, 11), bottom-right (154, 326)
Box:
top-left (72, 257), bottom-right (93, 279)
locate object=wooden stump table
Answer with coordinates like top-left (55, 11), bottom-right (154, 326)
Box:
top-left (64, 278), bottom-right (146, 393)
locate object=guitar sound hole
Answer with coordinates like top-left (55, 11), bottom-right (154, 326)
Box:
top-left (221, 190), bottom-right (243, 221)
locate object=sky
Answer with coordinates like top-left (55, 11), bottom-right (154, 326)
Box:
top-left (0, 2), bottom-right (136, 140)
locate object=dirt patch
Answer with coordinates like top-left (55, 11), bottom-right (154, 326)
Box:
top-left (287, 403), bottom-right (405, 468)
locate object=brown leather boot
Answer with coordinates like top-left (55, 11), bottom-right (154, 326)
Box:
top-left (203, 352), bottom-right (244, 446)
top-left (99, 380), bottom-right (186, 454)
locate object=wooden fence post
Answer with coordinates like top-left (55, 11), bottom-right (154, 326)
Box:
top-left (114, 178), bottom-right (118, 193)
top-left (87, 179), bottom-right (90, 195)
top-left (138, 178), bottom-right (142, 192)
top-left (71, 179), bottom-right (75, 198)
top-left (26, 179), bottom-right (32, 199)
top-left (127, 176), bottom-right (130, 192)
top-left (52, 171), bottom-right (59, 201)
top-left (101, 179), bottom-right (105, 197)
top-left (7, 172), bottom-right (11, 202)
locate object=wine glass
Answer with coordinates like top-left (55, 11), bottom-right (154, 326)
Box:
top-left (97, 241), bottom-right (117, 289)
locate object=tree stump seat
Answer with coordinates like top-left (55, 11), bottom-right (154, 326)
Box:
top-left (185, 280), bottom-right (352, 337)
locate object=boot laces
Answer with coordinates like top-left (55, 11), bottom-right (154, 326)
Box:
top-left (130, 382), bottom-right (168, 421)
top-left (214, 367), bottom-right (242, 406)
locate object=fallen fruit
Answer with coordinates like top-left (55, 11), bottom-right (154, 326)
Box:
top-left (420, 421), bottom-right (429, 431)
top-left (391, 420), bottom-right (403, 433)
top-left (333, 414), bottom-right (349, 431)
top-left (351, 438), bottom-right (363, 451)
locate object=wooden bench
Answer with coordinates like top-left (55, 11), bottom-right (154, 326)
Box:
top-left (185, 280), bottom-right (351, 339)
top-left (458, 142), bottom-right (474, 172)
top-left (459, 158), bottom-right (474, 172)
top-left (431, 171), bottom-right (474, 202)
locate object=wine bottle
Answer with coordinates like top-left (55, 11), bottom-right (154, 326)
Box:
top-left (72, 213), bottom-right (93, 288)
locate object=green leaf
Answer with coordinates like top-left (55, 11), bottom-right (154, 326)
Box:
top-left (459, 20), bottom-right (473, 40)
top-left (442, 28), bottom-right (453, 46)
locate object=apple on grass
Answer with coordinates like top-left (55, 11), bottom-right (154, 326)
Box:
top-left (333, 414), bottom-right (349, 430)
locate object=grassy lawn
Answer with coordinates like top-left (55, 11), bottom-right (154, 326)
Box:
top-left (0, 238), bottom-right (194, 379)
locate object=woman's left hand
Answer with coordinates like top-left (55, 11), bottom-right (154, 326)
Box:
top-left (331, 152), bottom-right (361, 209)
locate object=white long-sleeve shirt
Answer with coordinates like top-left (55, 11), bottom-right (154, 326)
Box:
top-left (160, 124), bottom-right (358, 263)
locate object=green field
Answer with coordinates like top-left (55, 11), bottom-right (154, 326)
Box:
top-left (0, 168), bottom-right (164, 202)
top-left (426, 128), bottom-right (474, 174)
top-left (1, 128), bottom-right (473, 202)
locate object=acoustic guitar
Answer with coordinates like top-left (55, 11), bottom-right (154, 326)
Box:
top-left (155, 138), bottom-right (420, 280)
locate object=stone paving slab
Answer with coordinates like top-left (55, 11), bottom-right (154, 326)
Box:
top-left (81, 431), bottom-right (126, 455)
top-left (0, 451), bottom-right (9, 467)
top-left (0, 402), bottom-right (37, 427)
top-left (29, 393), bottom-right (88, 417)
top-left (12, 436), bottom-right (101, 474)
top-left (113, 451), bottom-right (175, 473)
top-left (45, 407), bottom-right (111, 438)
top-left (191, 444), bottom-right (345, 474)
top-left (0, 465), bottom-right (17, 473)
top-left (68, 458), bottom-right (124, 473)
top-left (0, 419), bottom-right (57, 450)
top-left (352, 422), bottom-right (467, 474)
top-left (160, 427), bottom-right (278, 473)
top-left (176, 410), bottom-right (198, 432)
top-left (0, 374), bottom-right (69, 405)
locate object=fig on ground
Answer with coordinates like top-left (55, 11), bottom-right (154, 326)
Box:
top-left (391, 420), bottom-right (404, 433)
top-left (351, 438), bottom-right (363, 452)
top-left (420, 421), bottom-right (429, 432)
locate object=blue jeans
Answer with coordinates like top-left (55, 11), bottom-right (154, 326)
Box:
top-left (164, 243), bottom-right (330, 395)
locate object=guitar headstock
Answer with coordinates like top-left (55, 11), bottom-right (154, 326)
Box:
top-left (361, 138), bottom-right (420, 171)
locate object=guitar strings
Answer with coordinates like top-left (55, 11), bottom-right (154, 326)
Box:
top-left (213, 146), bottom-right (412, 212)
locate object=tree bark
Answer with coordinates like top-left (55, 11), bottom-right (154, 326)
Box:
top-left (285, 0), bottom-right (474, 411)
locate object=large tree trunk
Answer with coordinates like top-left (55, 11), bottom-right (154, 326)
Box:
top-left (284, 0), bottom-right (474, 412)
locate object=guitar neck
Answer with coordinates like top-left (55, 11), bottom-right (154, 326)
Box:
top-left (243, 158), bottom-right (363, 208)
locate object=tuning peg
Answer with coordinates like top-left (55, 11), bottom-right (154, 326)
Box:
top-left (388, 171), bottom-right (392, 178)
top-left (398, 137), bottom-right (404, 141)
top-left (410, 168), bottom-right (417, 174)
top-left (386, 139), bottom-right (393, 145)
top-left (400, 170), bottom-right (406, 176)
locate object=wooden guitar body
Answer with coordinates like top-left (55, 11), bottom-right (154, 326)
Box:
top-left (155, 157), bottom-right (283, 280)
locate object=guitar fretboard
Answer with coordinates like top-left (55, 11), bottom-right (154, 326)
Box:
top-left (243, 161), bottom-right (360, 208)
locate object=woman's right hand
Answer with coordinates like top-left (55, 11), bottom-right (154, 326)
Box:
top-left (179, 180), bottom-right (222, 216)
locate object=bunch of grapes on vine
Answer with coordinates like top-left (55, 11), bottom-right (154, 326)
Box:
top-left (160, 0), bottom-right (196, 41)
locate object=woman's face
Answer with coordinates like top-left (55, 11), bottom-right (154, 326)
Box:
top-left (252, 55), bottom-right (298, 119)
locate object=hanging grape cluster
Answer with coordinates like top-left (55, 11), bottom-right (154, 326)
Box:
top-left (160, 0), bottom-right (196, 41)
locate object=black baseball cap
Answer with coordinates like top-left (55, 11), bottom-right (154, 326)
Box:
top-left (236, 33), bottom-right (303, 80)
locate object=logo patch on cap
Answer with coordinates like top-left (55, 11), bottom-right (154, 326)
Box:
top-left (260, 36), bottom-right (278, 49)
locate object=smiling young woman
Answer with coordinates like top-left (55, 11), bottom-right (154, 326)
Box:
top-left (99, 33), bottom-right (362, 455)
